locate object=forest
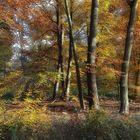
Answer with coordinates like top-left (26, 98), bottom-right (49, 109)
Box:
top-left (0, 0), bottom-right (139, 139)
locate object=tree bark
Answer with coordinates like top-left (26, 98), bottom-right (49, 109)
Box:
top-left (135, 58), bottom-right (140, 94)
top-left (65, 0), bottom-right (73, 100)
top-left (87, 0), bottom-right (99, 109)
top-left (64, 35), bottom-right (73, 100)
top-left (119, 0), bottom-right (138, 114)
top-left (53, 0), bottom-right (65, 100)
top-left (64, 0), bottom-right (85, 109)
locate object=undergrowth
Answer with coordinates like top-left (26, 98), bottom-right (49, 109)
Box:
top-left (0, 103), bottom-right (140, 140)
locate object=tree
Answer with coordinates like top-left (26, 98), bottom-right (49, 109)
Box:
top-left (0, 21), bottom-right (13, 78)
top-left (64, 0), bottom-right (85, 109)
top-left (64, 0), bottom-right (73, 100)
top-left (120, 0), bottom-right (139, 114)
top-left (135, 56), bottom-right (140, 94)
top-left (53, 0), bottom-right (65, 99)
top-left (87, 0), bottom-right (99, 109)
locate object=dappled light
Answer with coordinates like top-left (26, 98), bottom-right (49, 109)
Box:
top-left (0, 0), bottom-right (139, 139)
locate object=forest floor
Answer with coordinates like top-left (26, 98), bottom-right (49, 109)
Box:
top-left (1, 99), bottom-right (140, 139)
top-left (1, 97), bottom-right (140, 120)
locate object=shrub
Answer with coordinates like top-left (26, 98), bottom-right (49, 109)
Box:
top-left (1, 89), bottom-right (15, 101)
top-left (0, 109), bottom-right (140, 140)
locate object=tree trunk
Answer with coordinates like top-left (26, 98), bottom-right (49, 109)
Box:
top-left (65, 0), bottom-right (73, 100)
top-left (119, 0), bottom-right (138, 114)
top-left (135, 58), bottom-right (140, 94)
top-left (53, 0), bottom-right (65, 100)
top-left (53, 66), bottom-right (61, 100)
top-left (65, 36), bottom-right (73, 100)
top-left (64, 0), bottom-right (85, 109)
top-left (87, 0), bottom-right (99, 109)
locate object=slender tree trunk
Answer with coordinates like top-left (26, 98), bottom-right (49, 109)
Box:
top-left (65, 0), bottom-right (73, 100)
top-left (60, 25), bottom-right (65, 96)
top-left (53, 66), bottom-right (61, 99)
top-left (135, 58), bottom-right (140, 94)
top-left (64, 0), bottom-right (85, 109)
top-left (119, 0), bottom-right (138, 114)
top-left (116, 76), bottom-right (120, 99)
top-left (53, 1), bottom-right (65, 100)
top-left (87, 0), bottom-right (99, 109)
top-left (65, 37), bottom-right (72, 100)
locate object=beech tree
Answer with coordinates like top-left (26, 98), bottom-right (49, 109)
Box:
top-left (53, 0), bottom-right (65, 99)
top-left (64, 0), bottom-right (85, 109)
top-left (87, 0), bottom-right (99, 109)
top-left (135, 57), bottom-right (140, 94)
top-left (120, 0), bottom-right (139, 114)
top-left (64, 0), bottom-right (73, 100)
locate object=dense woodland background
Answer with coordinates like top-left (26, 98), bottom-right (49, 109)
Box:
top-left (0, 0), bottom-right (139, 139)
